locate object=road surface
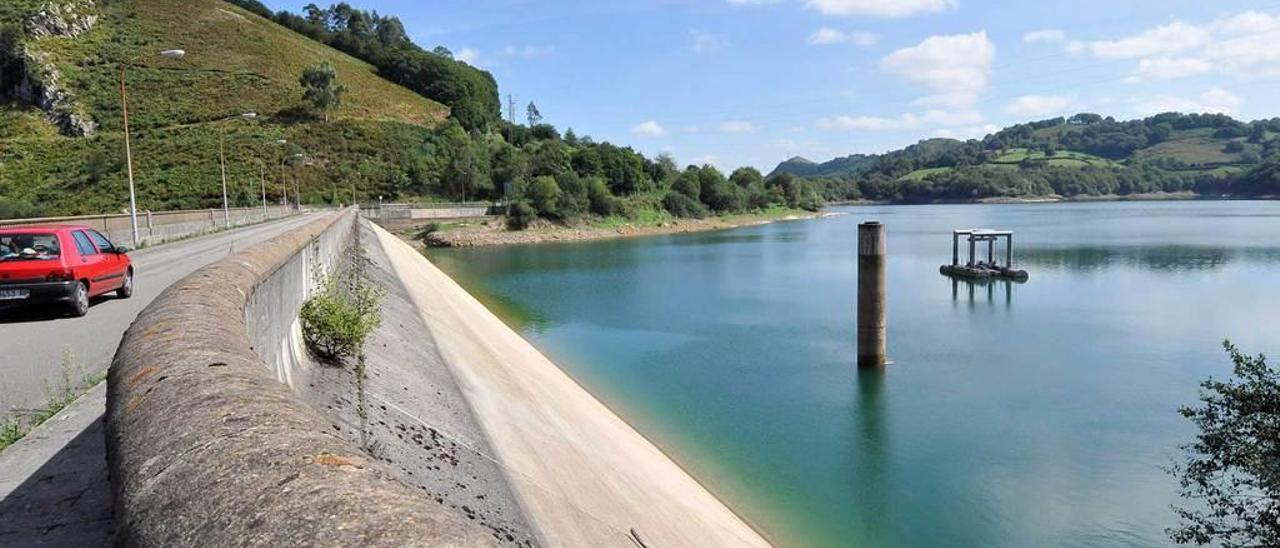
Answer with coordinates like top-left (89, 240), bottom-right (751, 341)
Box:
top-left (0, 213), bottom-right (321, 417)
top-left (0, 212), bottom-right (324, 547)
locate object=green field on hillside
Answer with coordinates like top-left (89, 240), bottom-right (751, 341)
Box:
top-left (990, 148), bottom-right (1118, 167)
top-left (1, 0), bottom-right (457, 215)
top-left (1132, 128), bottom-right (1252, 166)
top-left (17, 0), bottom-right (448, 134)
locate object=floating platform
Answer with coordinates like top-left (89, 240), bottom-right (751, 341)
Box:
top-left (940, 263), bottom-right (1029, 281)
top-left (940, 229), bottom-right (1030, 282)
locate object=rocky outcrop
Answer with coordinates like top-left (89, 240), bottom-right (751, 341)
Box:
top-left (6, 0), bottom-right (99, 137)
top-left (26, 0), bottom-right (98, 39)
top-left (13, 48), bottom-right (97, 136)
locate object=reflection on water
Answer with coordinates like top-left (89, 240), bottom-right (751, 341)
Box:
top-left (1018, 245), bottom-right (1280, 272)
top-left (950, 278), bottom-right (1015, 306)
top-left (853, 368), bottom-right (888, 543)
top-left (432, 201), bottom-right (1280, 548)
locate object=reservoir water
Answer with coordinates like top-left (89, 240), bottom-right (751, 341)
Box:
top-left (429, 201), bottom-right (1280, 547)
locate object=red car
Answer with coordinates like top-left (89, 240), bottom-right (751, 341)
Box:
top-left (0, 225), bottom-right (134, 317)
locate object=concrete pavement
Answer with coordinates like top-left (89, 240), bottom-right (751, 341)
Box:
top-left (0, 213), bottom-right (322, 547)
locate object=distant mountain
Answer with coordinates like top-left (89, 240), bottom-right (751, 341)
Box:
top-left (769, 153), bottom-right (876, 179)
top-left (772, 112), bottom-right (1280, 203)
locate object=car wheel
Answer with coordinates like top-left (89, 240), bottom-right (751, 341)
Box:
top-left (70, 282), bottom-right (89, 317)
top-left (117, 270), bottom-right (134, 299)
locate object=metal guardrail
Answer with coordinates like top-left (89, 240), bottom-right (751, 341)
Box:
top-left (358, 202), bottom-right (502, 220)
top-left (0, 206), bottom-right (296, 247)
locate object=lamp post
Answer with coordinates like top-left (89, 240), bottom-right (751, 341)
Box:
top-left (281, 153), bottom-right (306, 210)
top-left (120, 48), bottom-right (185, 247)
top-left (274, 139), bottom-right (288, 208)
top-left (216, 111), bottom-right (258, 228)
top-left (260, 164), bottom-right (268, 220)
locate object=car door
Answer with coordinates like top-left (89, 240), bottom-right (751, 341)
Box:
top-left (86, 230), bottom-right (125, 289)
top-left (71, 230), bottom-right (110, 296)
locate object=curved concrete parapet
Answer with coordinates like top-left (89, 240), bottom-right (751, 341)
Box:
top-left (104, 209), bottom-right (498, 547)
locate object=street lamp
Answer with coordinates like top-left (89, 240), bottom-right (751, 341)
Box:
top-left (216, 111), bottom-right (258, 228)
top-left (120, 48), bottom-right (185, 247)
top-left (274, 139), bottom-right (288, 207)
top-left (282, 153), bottom-right (307, 210)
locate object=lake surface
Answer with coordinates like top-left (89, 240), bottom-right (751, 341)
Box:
top-left (429, 201), bottom-right (1280, 547)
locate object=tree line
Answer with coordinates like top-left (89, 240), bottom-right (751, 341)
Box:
top-left (395, 119), bottom-right (823, 230)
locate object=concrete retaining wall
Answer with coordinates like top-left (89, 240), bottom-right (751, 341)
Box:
top-left (245, 211), bottom-right (352, 388)
top-left (104, 208), bottom-right (497, 547)
top-left (0, 206), bottom-right (294, 247)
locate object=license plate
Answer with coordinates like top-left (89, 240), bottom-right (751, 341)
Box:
top-left (0, 289), bottom-right (30, 301)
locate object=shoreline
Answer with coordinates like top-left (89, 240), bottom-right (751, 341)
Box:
top-left (382, 208), bottom-right (829, 248)
top-left (371, 223), bottom-right (774, 546)
top-left (835, 191), bottom-right (1278, 206)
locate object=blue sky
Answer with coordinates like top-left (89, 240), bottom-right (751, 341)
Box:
top-left (267, 0), bottom-right (1280, 171)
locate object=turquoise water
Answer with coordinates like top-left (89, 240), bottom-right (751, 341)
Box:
top-left (430, 201), bottom-right (1280, 547)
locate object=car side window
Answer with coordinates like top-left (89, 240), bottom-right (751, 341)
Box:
top-left (72, 231), bottom-right (97, 256)
top-left (87, 230), bottom-right (114, 253)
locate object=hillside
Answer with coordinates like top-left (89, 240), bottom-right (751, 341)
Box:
top-left (769, 153), bottom-right (876, 179)
top-left (0, 0), bottom-right (457, 215)
top-left (773, 113), bottom-right (1280, 203)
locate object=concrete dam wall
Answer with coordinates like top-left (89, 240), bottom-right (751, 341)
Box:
top-left (104, 209), bottom-right (502, 546)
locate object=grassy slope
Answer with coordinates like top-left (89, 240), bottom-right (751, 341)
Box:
top-left (1, 0), bottom-right (449, 215)
top-left (897, 128), bottom-right (1258, 182)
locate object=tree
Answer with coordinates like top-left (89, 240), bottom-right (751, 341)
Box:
top-left (1169, 341), bottom-right (1280, 547)
top-left (432, 45), bottom-right (453, 59)
top-left (527, 102), bottom-right (543, 126)
top-left (299, 61), bottom-right (348, 122)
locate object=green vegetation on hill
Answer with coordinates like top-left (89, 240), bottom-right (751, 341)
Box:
top-left (224, 1), bottom-right (501, 131)
top-left (774, 112), bottom-right (1280, 203)
top-left (0, 0), bottom-right (458, 215)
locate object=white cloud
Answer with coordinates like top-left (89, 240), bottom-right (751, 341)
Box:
top-left (1084, 21), bottom-right (1211, 59)
top-left (501, 45), bottom-right (553, 57)
top-left (1133, 88), bottom-right (1243, 116)
top-left (1006, 95), bottom-right (1073, 117)
top-left (881, 31), bottom-right (995, 107)
top-left (1130, 57), bottom-right (1212, 81)
top-left (919, 109), bottom-right (985, 126)
top-left (808, 28), bottom-right (846, 45)
top-left (456, 48), bottom-right (480, 64)
top-left (631, 120), bottom-right (667, 137)
top-left (1065, 40), bottom-right (1085, 55)
top-left (719, 121), bottom-right (757, 133)
top-left (690, 30), bottom-right (728, 54)
top-left (817, 113), bottom-right (920, 131)
top-left (1079, 11), bottom-right (1280, 81)
top-left (805, 0), bottom-right (954, 18)
top-left (1023, 29), bottom-right (1065, 43)
top-left (807, 28), bottom-right (878, 46)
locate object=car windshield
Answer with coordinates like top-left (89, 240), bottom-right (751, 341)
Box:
top-left (0, 233), bottom-right (61, 261)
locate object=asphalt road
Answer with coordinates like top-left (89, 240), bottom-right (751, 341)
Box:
top-left (0, 213), bottom-right (322, 418)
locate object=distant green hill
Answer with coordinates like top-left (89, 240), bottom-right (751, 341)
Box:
top-left (0, 0), bottom-right (467, 215)
top-left (769, 154), bottom-right (876, 179)
top-left (772, 113), bottom-right (1280, 203)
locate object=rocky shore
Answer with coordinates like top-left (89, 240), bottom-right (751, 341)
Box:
top-left (381, 210), bottom-right (829, 248)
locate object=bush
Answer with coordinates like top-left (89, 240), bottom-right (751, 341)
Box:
top-left (300, 266), bottom-right (384, 362)
top-left (0, 197), bottom-right (43, 220)
top-left (506, 200), bottom-right (536, 230)
top-left (414, 222), bottom-right (441, 243)
top-left (524, 175), bottom-right (562, 218)
top-left (662, 191), bottom-right (707, 219)
top-left (586, 177), bottom-right (618, 216)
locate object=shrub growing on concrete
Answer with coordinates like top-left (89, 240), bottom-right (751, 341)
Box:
top-left (300, 265), bottom-right (383, 362)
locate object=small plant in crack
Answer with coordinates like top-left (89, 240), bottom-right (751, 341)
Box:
top-left (300, 237), bottom-right (385, 363)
